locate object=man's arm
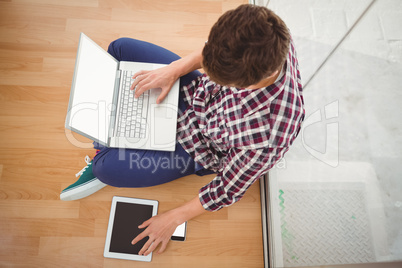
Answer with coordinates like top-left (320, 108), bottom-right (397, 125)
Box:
top-left (170, 47), bottom-right (203, 78)
top-left (131, 195), bottom-right (206, 256)
top-left (131, 47), bottom-right (203, 104)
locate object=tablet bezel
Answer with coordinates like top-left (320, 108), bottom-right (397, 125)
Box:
top-left (104, 196), bottom-right (158, 262)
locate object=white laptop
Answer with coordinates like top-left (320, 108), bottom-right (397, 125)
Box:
top-left (65, 33), bottom-right (180, 151)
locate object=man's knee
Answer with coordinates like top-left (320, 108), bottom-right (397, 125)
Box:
top-left (107, 38), bottom-right (129, 58)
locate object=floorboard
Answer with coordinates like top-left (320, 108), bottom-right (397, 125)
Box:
top-left (0, 0), bottom-right (264, 267)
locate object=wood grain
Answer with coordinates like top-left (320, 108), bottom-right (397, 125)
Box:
top-left (0, 0), bottom-right (264, 267)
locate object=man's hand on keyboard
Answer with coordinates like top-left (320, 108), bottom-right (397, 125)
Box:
top-left (131, 65), bottom-right (179, 104)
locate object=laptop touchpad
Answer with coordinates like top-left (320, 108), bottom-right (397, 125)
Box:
top-left (151, 88), bottom-right (172, 119)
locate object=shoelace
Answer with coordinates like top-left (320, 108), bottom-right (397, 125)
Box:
top-left (75, 155), bottom-right (92, 177)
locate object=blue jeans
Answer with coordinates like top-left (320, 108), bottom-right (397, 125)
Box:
top-left (92, 38), bottom-right (213, 187)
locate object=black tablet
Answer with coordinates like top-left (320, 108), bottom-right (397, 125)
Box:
top-left (104, 196), bottom-right (158, 262)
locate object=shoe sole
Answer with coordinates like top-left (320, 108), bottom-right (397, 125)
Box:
top-left (60, 178), bottom-right (107, 201)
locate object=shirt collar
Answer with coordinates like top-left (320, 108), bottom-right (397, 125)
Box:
top-left (234, 61), bottom-right (287, 117)
top-left (202, 61), bottom-right (287, 116)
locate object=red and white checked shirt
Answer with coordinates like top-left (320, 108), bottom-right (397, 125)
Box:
top-left (177, 38), bottom-right (305, 212)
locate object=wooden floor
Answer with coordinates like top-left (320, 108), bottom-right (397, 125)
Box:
top-left (0, 0), bottom-right (264, 267)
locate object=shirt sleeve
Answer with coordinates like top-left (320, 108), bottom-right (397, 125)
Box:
top-left (181, 75), bottom-right (202, 107)
top-left (198, 146), bottom-right (288, 212)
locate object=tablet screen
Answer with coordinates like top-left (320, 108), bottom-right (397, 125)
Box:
top-left (104, 196), bottom-right (158, 262)
top-left (109, 201), bottom-right (153, 254)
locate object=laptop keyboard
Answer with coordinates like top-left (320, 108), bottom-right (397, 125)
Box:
top-left (116, 70), bottom-right (149, 138)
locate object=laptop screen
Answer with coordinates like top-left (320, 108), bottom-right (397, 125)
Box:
top-left (66, 33), bottom-right (119, 145)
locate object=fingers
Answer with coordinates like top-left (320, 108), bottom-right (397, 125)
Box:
top-left (131, 76), bottom-right (155, 99)
top-left (138, 217), bottom-right (152, 229)
top-left (132, 231), bottom-right (156, 257)
top-left (130, 213), bottom-right (177, 256)
top-left (131, 230), bottom-right (147, 246)
top-left (131, 219), bottom-right (151, 245)
top-left (138, 237), bottom-right (153, 256)
top-left (130, 67), bottom-right (175, 103)
top-left (130, 70), bottom-right (145, 90)
top-left (138, 236), bottom-right (169, 256)
top-left (157, 240), bottom-right (168, 254)
top-left (131, 75), bottom-right (169, 103)
top-left (135, 81), bottom-right (154, 98)
top-left (130, 70), bottom-right (150, 92)
top-left (139, 239), bottom-right (161, 256)
top-left (132, 70), bottom-right (146, 79)
top-left (132, 217), bottom-right (171, 256)
top-left (156, 88), bottom-right (169, 104)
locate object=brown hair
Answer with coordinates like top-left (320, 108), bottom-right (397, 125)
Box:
top-left (202, 4), bottom-right (290, 87)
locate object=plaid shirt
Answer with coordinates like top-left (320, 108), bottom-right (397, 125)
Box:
top-left (177, 38), bottom-right (304, 212)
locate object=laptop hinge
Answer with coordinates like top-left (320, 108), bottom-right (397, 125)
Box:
top-left (108, 70), bottom-right (121, 141)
